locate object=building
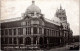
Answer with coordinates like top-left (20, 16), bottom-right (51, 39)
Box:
top-left (1, 1), bottom-right (73, 50)
top-left (73, 35), bottom-right (79, 42)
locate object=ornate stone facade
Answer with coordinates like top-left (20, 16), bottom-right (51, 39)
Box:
top-left (1, 1), bottom-right (73, 50)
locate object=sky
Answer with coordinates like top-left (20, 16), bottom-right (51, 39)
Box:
top-left (1, 0), bottom-right (79, 35)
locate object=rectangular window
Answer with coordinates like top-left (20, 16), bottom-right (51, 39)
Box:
top-left (18, 28), bottom-right (23, 35)
top-left (5, 37), bottom-right (8, 44)
top-left (13, 29), bottom-right (16, 35)
top-left (9, 37), bottom-right (12, 44)
top-left (33, 27), bottom-right (37, 34)
top-left (9, 29), bottom-right (12, 35)
top-left (44, 29), bottom-right (46, 35)
top-left (13, 38), bottom-right (17, 44)
top-left (39, 28), bottom-right (42, 34)
top-left (29, 27), bottom-right (31, 34)
top-left (47, 29), bottom-right (49, 36)
top-left (1, 37), bottom-right (4, 44)
top-left (5, 29), bottom-right (8, 35)
top-left (28, 27), bottom-right (29, 34)
top-left (18, 37), bottom-right (23, 44)
top-left (1, 30), bottom-right (4, 35)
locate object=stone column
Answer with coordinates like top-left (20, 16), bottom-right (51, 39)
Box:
top-left (16, 28), bottom-right (18, 45)
top-left (23, 28), bottom-right (26, 35)
top-left (23, 28), bottom-right (26, 44)
top-left (31, 37), bottom-right (33, 45)
top-left (36, 38), bottom-right (38, 45)
top-left (37, 37), bottom-right (39, 45)
top-left (12, 38), bottom-right (13, 45)
top-left (12, 29), bottom-right (13, 45)
top-left (37, 27), bottom-right (39, 34)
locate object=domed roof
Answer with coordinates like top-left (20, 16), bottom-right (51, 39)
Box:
top-left (26, 1), bottom-right (41, 14)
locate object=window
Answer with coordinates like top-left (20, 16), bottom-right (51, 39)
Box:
top-left (1, 37), bottom-right (4, 44)
top-left (63, 17), bottom-right (66, 20)
top-left (31, 13), bottom-right (34, 16)
top-left (13, 38), bottom-right (17, 44)
top-left (44, 29), bottom-right (46, 35)
top-left (25, 37), bottom-right (31, 45)
top-left (59, 13), bottom-right (61, 15)
top-left (50, 30), bottom-right (51, 36)
top-left (27, 27), bottom-right (31, 34)
top-left (9, 37), bottom-right (12, 44)
top-left (1, 30), bottom-right (4, 35)
top-left (48, 29), bottom-right (49, 36)
top-left (33, 27), bottom-right (37, 34)
top-left (18, 37), bottom-right (23, 44)
top-left (39, 28), bottom-right (42, 34)
top-left (13, 29), bottom-right (16, 35)
top-left (62, 13), bottom-right (65, 15)
top-left (5, 29), bottom-right (8, 35)
top-left (9, 29), bottom-right (12, 35)
top-left (5, 37), bottom-right (8, 44)
top-left (18, 28), bottom-right (23, 35)
top-left (29, 27), bottom-right (31, 34)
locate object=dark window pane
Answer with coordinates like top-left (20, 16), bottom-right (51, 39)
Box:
top-left (18, 37), bottom-right (23, 44)
top-left (1, 37), bottom-right (4, 44)
top-left (18, 28), bottom-right (23, 35)
top-left (13, 29), bottom-right (16, 35)
top-left (9, 29), bottom-right (12, 35)
top-left (13, 38), bottom-right (17, 44)
top-left (1, 30), bottom-right (4, 35)
top-left (33, 27), bottom-right (37, 34)
top-left (5, 29), bottom-right (8, 35)
top-left (5, 37), bottom-right (8, 44)
top-left (9, 38), bottom-right (12, 44)
top-left (39, 28), bottom-right (42, 34)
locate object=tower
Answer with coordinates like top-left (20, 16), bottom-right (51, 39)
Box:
top-left (55, 5), bottom-right (67, 23)
top-left (55, 5), bottom-right (69, 30)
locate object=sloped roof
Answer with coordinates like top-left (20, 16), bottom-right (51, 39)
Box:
top-left (0, 17), bottom-right (22, 23)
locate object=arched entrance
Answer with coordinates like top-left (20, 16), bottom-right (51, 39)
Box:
top-left (25, 37), bottom-right (31, 45)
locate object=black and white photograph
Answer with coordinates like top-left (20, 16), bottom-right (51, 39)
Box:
top-left (0, 0), bottom-right (79, 51)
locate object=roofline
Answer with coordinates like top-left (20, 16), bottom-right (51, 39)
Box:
top-left (0, 17), bottom-right (23, 23)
